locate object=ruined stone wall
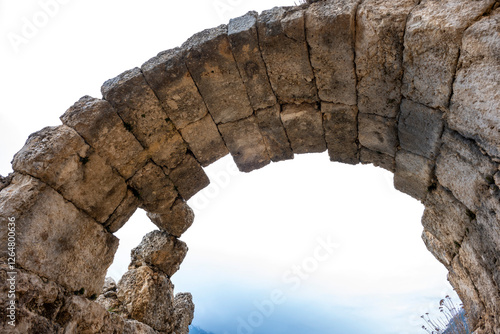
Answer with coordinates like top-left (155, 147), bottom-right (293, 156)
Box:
top-left (1, 0), bottom-right (499, 333)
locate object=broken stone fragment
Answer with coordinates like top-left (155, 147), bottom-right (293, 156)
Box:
top-left (359, 147), bottom-right (395, 172)
top-left (321, 103), bottom-right (358, 165)
top-left (280, 103), bottom-right (326, 154)
top-left (183, 25), bottom-right (253, 124)
top-left (254, 105), bottom-right (294, 162)
top-left (218, 116), bottom-right (271, 172)
top-left (172, 293), bottom-right (195, 334)
top-left (394, 149), bottom-right (434, 200)
top-left (147, 198), bottom-right (195, 238)
top-left (257, 6), bottom-right (317, 103)
top-left (358, 113), bottom-right (397, 157)
top-left (130, 230), bottom-right (188, 278)
top-left (168, 153), bottom-right (210, 200)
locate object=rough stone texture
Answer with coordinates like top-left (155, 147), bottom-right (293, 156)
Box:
top-left (306, 0), bottom-right (358, 105)
top-left (183, 25), bottom-right (253, 124)
top-left (356, 0), bottom-right (417, 117)
top-left (218, 116), bottom-right (271, 172)
top-left (402, 0), bottom-right (496, 109)
top-left (255, 105), bottom-right (294, 162)
top-left (168, 154), bottom-right (210, 200)
top-left (124, 320), bottom-right (158, 334)
top-left (448, 9), bottom-right (500, 159)
top-left (281, 103), bottom-right (326, 154)
top-left (228, 12), bottom-right (277, 110)
top-left (61, 95), bottom-right (147, 179)
top-left (0, 173), bottom-right (14, 192)
top-left (130, 230), bottom-right (188, 278)
top-left (172, 293), bottom-right (195, 334)
top-left (12, 125), bottom-right (127, 223)
top-left (394, 150), bottom-right (434, 200)
top-left (258, 6), bottom-right (318, 104)
top-left (179, 113), bottom-right (229, 167)
top-left (398, 98), bottom-right (443, 159)
top-left (322, 103), bottom-right (359, 165)
top-left (146, 198), bottom-right (195, 238)
top-left (358, 114), bottom-right (398, 157)
top-left (141, 47), bottom-right (209, 130)
top-left (360, 147), bottom-right (395, 172)
top-left (102, 67), bottom-right (187, 169)
top-left (104, 189), bottom-right (141, 233)
top-left (0, 174), bottom-right (118, 297)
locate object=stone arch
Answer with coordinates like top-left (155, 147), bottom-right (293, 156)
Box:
top-left (1, 0), bottom-right (499, 333)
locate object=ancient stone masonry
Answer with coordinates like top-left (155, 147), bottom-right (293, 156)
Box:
top-left (0, 0), bottom-right (499, 332)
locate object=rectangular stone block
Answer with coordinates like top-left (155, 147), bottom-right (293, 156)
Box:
top-left (257, 7), bottom-right (317, 104)
top-left (306, 0), bottom-right (358, 105)
top-left (168, 154), bottom-right (210, 200)
top-left (281, 103), bottom-right (326, 154)
top-left (394, 149), bottom-right (434, 200)
top-left (0, 174), bottom-right (118, 297)
top-left (179, 113), bottom-right (229, 167)
top-left (355, 0), bottom-right (417, 117)
top-left (101, 67), bottom-right (187, 169)
top-left (104, 189), bottom-right (140, 233)
top-left (218, 116), bottom-right (271, 172)
top-left (358, 113), bottom-right (397, 157)
top-left (254, 105), bottom-right (293, 162)
top-left (61, 96), bottom-right (147, 180)
top-left (12, 125), bottom-right (127, 223)
top-left (146, 198), bottom-right (194, 238)
top-left (141, 47), bottom-right (209, 129)
top-left (360, 147), bottom-right (395, 172)
top-left (183, 25), bottom-right (253, 124)
top-left (402, 0), bottom-right (495, 109)
top-left (228, 12), bottom-right (277, 110)
top-left (449, 10), bottom-right (500, 159)
top-left (322, 103), bottom-right (359, 165)
top-left (398, 99), bottom-right (443, 159)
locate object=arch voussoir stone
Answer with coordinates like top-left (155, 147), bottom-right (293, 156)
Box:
top-left (1, 0), bottom-right (499, 333)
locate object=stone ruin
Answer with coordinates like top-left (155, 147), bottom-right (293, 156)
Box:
top-left (1, 0), bottom-right (499, 332)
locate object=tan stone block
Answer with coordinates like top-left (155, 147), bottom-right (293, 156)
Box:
top-left (228, 12), bottom-right (277, 110)
top-left (281, 103), bottom-right (326, 154)
top-left (306, 0), bottom-right (358, 105)
top-left (179, 113), bottom-right (229, 167)
top-left (355, 0), bottom-right (417, 117)
top-left (359, 147), bottom-right (395, 172)
top-left (183, 25), bottom-right (253, 124)
top-left (146, 198), bottom-right (194, 238)
top-left (61, 95), bottom-right (147, 179)
top-left (168, 154), bottom-right (210, 200)
top-left (257, 7), bottom-right (317, 104)
top-left (101, 67), bottom-right (187, 169)
top-left (394, 150), bottom-right (434, 200)
top-left (12, 125), bottom-right (127, 223)
top-left (0, 175), bottom-right (118, 297)
top-left (255, 105), bottom-right (294, 162)
top-left (402, 0), bottom-right (495, 108)
top-left (358, 113), bottom-right (397, 157)
top-left (173, 293), bottom-right (195, 334)
top-left (123, 320), bottom-right (157, 334)
top-left (322, 103), bottom-right (358, 165)
top-left (218, 116), bottom-right (271, 172)
top-left (104, 189), bottom-right (140, 233)
top-left (141, 47), bottom-right (209, 129)
top-left (421, 230), bottom-right (452, 268)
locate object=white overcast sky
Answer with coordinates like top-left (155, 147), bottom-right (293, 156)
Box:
top-left (1, 1), bottom-right (459, 333)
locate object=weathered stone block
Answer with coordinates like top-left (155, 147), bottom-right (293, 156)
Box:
top-left (258, 7), bottom-right (317, 103)
top-left (394, 150), bottom-right (434, 200)
top-left (128, 162), bottom-right (178, 213)
top-left (141, 47), bottom-right (209, 129)
top-left (359, 147), bottom-right (395, 172)
top-left (355, 0), bottom-right (417, 117)
top-left (12, 125), bottom-right (127, 223)
top-left (422, 230), bottom-right (452, 268)
top-left (0, 307), bottom-right (62, 334)
top-left (436, 130), bottom-right (497, 210)
top-left (102, 67), bottom-right (187, 169)
top-left (104, 189), bottom-right (140, 233)
top-left (228, 12), bottom-right (277, 110)
top-left (402, 0), bottom-right (495, 108)
top-left (61, 95), bottom-right (147, 180)
top-left (281, 103), bottom-right (326, 154)
top-left (124, 320), bottom-right (157, 334)
top-left (117, 266), bottom-right (175, 332)
top-left (130, 230), bottom-right (188, 278)
top-left (168, 154), bottom-right (210, 200)
top-left (306, 0), bottom-right (358, 105)
top-left (322, 103), bottom-right (358, 165)
top-left (146, 198), bottom-right (194, 238)
top-left (183, 25), bottom-right (253, 124)
top-left (173, 293), bottom-right (195, 334)
top-left (449, 10), bottom-right (500, 159)
top-left (398, 99), bottom-right (443, 159)
top-left (255, 105), bottom-right (294, 162)
top-left (179, 113), bottom-right (229, 167)
top-left (0, 175), bottom-right (118, 297)
top-left (358, 113), bottom-right (397, 157)
top-left (218, 116), bottom-right (271, 172)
